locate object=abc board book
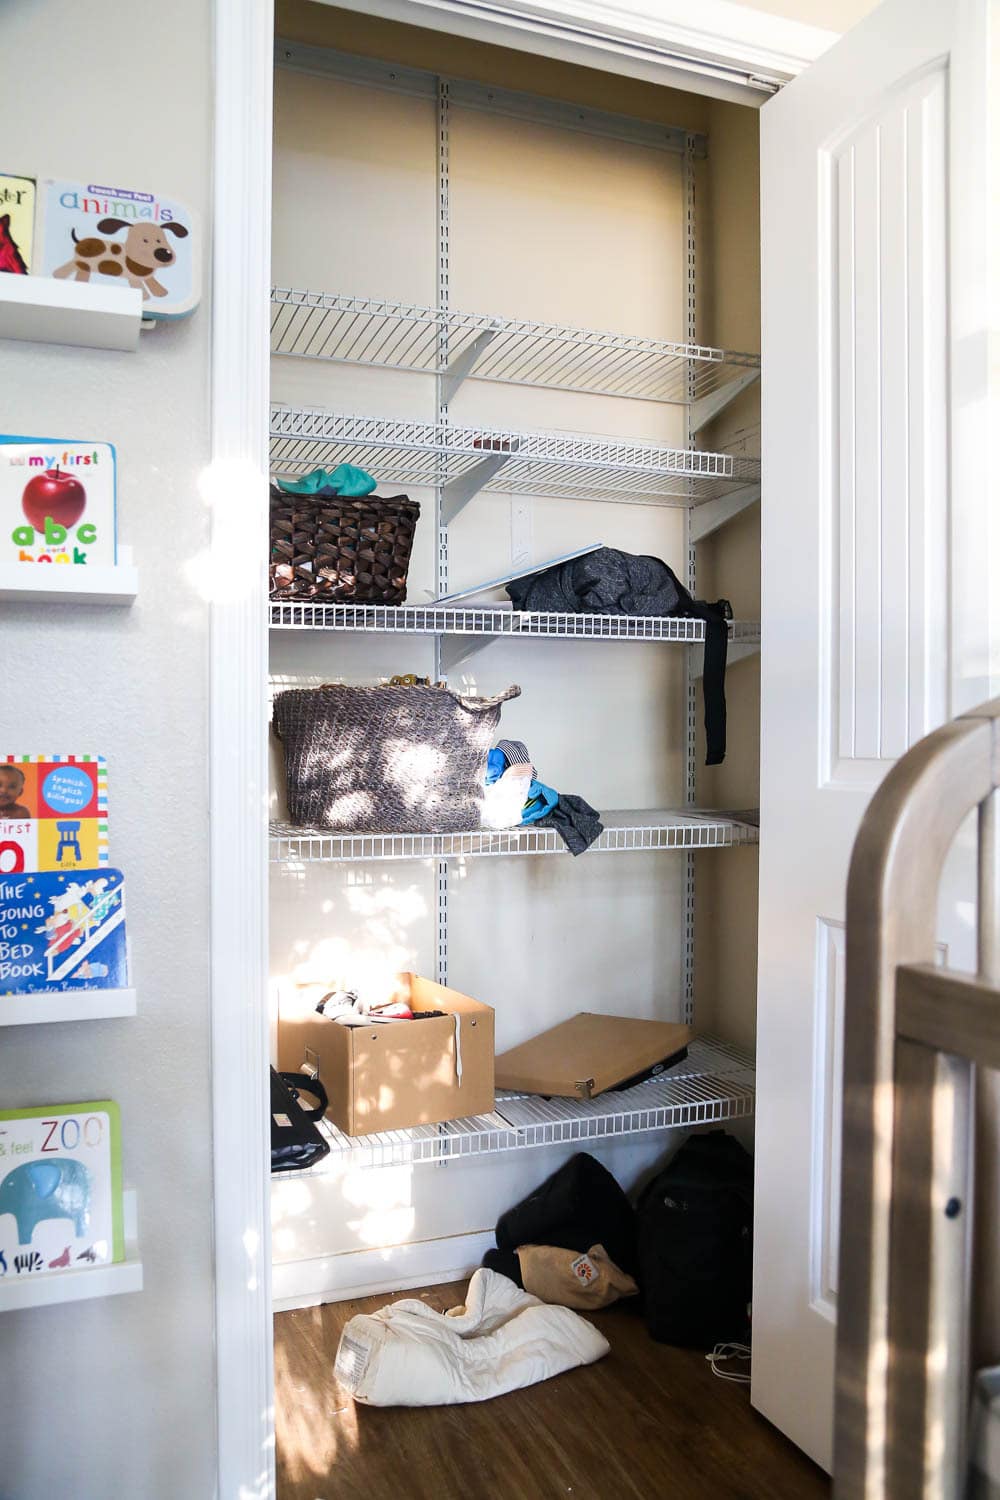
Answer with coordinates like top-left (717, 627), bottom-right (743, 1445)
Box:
top-left (38, 180), bottom-right (199, 319)
top-left (0, 439), bottom-right (116, 568)
top-left (0, 175), bottom-right (34, 274)
top-left (0, 754), bottom-right (109, 871)
top-left (0, 1102), bottom-right (124, 1278)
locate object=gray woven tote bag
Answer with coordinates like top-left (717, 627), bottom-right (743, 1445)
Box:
top-left (272, 683), bottom-right (521, 833)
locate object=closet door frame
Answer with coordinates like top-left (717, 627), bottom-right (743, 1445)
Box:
top-left (209, 2), bottom-right (806, 1493)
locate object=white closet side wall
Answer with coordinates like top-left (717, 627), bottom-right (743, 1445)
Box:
top-left (0, 1), bottom-right (217, 1495)
top-left (694, 96), bottom-right (761, 1061)
top-left (269, 54), bottom-right (706, 1302)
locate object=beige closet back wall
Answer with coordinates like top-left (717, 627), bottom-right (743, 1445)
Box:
top-left (269, 2), bottom-right (761, 1297)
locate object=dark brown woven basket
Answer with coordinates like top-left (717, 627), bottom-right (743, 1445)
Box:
top-left (269, 489), bottom-right (420, 603)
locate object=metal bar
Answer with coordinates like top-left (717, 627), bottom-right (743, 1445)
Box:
top-left (441, 451), bottom-right (513, 523)
top-left (439, 634), bottom-right (498, 674)
top-left (688, 366), bottom-right (761, 434)
top-left (268, 810), bottom-right (761, 865)
top-left (440, 325), bottom-right (501, 404)
top-left (273, 1037), bottom-right (756, 1176)
top-left (885, 1038), bottom-right (972, 1500)
top-left (682, 133), bottom-right (698, 1031)
top-left (690, 640), bottom-right (759, 681)
top-left (689, 484), bottom-right (761, 543)
top-left (274, 38), bottom-right (708, 156)
top-left (435, 75), bottom-right (450, 985)
top-left (266, 603), bottom-right (760, 643)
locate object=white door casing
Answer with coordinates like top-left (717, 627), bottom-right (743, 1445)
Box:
top-left (754, 0), bottom-right (994, 1471)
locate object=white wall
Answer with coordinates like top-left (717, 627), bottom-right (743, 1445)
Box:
top-left (269, 55), bottom-right (724, 1299)
top-left (0, 3), bottom-right (216, 1496)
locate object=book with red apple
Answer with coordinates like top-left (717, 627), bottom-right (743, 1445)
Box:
top-left (1, 437), bottom-right (116, 569)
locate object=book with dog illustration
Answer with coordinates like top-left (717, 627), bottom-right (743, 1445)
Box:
top-left (37, 180), bottom-right (199, 318)
top-left (0, 1101), bottom-right (124, 1278)
top-left (0, 754), bottom-right (109, 872)
top-left (0, 175), bottom-right (35, 274)
top-left (0, 438), bottom-right (117, 570)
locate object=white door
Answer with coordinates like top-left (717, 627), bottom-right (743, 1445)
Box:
top-left (753, 0), bottom-right (995, 1471)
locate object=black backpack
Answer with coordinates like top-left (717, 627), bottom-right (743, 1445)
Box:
top-left (270, 1068), bottom-right (330, 1173)
top-left (636, 1131), bottom-right (753, 1347)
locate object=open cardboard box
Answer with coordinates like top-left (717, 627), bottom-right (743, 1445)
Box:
top-left (277, 973), bottom-right (495, 1137)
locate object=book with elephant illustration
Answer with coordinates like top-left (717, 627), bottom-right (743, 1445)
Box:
top-left (0, 1102), bottom-right (124, 1278)
top-left (37, 180), bottom-right (199, 319)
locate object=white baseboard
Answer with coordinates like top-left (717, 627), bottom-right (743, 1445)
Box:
top-left (272, 1229), bottom-right (495, 1310)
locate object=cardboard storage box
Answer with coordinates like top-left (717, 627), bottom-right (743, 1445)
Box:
top-left (278, 973), bottom-right (494, 1136)
top-left (495, 1013), bottom-right (691, 1099)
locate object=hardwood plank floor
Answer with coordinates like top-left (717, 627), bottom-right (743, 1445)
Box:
top-left (275, 1281), bottom-right (830, 1500)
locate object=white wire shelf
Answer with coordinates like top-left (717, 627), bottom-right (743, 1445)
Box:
top-left (269, 409), bottom-right (762, 509)
top-left (270, 288), bottom-right (761, 408)
top-left (267, 601), bottom-right (762, 645)
top-left (277, 1035), bottom-right (754, 1174)
top-left (269, 809), bottom-right (759, 864)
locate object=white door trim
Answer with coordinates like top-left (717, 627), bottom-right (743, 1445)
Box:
top-left (210, 0), bottom-right (275, 1496)
top-left (311, 0), bottom-right (843, 103)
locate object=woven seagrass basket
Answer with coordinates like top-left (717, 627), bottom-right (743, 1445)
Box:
top-left (272, 683), bottom-right (521, 833)
top-left (269, 489), bottom-right (420, 603)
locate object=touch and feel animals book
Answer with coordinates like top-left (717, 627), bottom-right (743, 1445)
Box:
top-left (0, 175), bottom-right (35, 274)
top-left (0, 755), bottom-right (108, 871)
top-left (0, 1102), bottom-right (124, 1278)
top-left (38, 180), bottom-right (199, 318)
top-left (0, 438), bottom-right (116, 569)
top-left (0, 868), bottom-right (127, 997)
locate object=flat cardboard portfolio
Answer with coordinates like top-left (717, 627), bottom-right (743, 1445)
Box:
top-left (277, 974), bottom-right (494, 1137)
top-left (495, 1013), bottom-right (691, 1099)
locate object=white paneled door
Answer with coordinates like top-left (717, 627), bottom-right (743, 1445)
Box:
top-left (754, 0), bottom-right (994, 1471)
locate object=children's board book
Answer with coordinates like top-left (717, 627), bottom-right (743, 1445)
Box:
top-left (0, 438), bottom-right (116, 568)
top-left (0, 868), bottom-right (127, 996)
top-left (38, 180), bottom-right (199, 319)
top-left (0, 175), bottom-right (34, 274)
top-left (0, 755), bottom-right (108, 872)
top-left (0, 1102), bottom-right (124, 1277)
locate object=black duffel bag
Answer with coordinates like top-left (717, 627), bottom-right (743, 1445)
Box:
top-left (636, 1131), bottom-right (753, 1347)
top-left (270, 1067), bottom-right (330, 1173)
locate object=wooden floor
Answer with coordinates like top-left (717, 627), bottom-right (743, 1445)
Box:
top-left (275, 1281), bottom-right (830, 1500)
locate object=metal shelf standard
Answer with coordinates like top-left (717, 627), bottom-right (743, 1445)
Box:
top-left (269, 409), bottom-right (762, 514)
top-left (271, 288), bottom-right (761, 417)
top-left (269, 809), bottom-right (760, 864)
top-left (277, 1035), bottom-right (754, 1174)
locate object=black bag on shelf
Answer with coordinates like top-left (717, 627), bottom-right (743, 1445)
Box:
top-left (636, 1131), bottom-right (753, 1347)
top-left (270, 1067), bottom-right (331, 1173)
top-left (506, 547), bottom-right (732, 765)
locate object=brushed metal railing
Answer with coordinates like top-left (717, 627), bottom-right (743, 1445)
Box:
top-left (835, 697), bottom-right (1000, 1499)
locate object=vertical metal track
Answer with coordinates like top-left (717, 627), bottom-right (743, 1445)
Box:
top-left (435, 78), bottom-right (451, 986)
top-left (682, 135), bottom-right (698, 1028)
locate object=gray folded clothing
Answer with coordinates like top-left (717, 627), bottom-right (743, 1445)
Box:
top-left (506, 547), bottom-right (685, 616)
top-left (539, 794), bottom-right (603, 856)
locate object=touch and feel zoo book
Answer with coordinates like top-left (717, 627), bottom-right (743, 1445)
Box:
top-left (0, 438), bottom-right (117, 569)
top-left (0, 1102), bottom-right (124, 1279)
top-left (38, 180), bottom-right (199, 319)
